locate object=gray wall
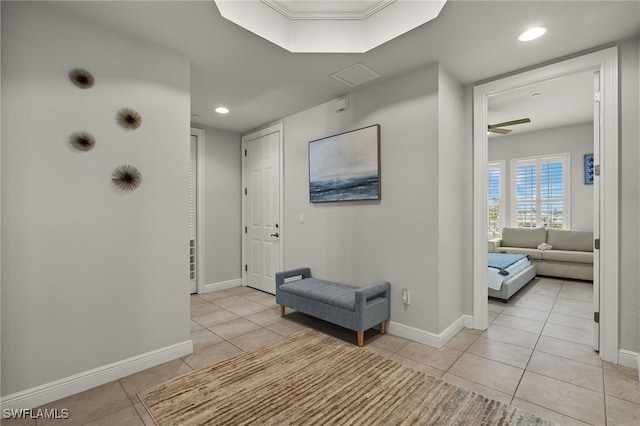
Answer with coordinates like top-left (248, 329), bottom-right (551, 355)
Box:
top-left (488, 123), bottom-right (594, 231)
top-left (280, 64), bottom-right (470, 335)
top-left (193, 125), bottom-right (242, 287)
top-left (1, 2), bottom-right (191, 396)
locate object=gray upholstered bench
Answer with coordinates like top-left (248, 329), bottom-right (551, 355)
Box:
top-left (275, 267), bottom-right (391, 346)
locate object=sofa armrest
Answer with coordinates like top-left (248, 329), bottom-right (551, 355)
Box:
top-left (488, 238), bottom-right (502, 252)
top-left (355, 281), bottom-right (390, 312)
top-left (275, 267), bottom-right (311, 289)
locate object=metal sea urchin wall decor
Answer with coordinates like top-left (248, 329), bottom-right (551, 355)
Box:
top-left (112, 164), bottom-right (142, 191)
top-left (116, 108), bottom-right (142, 131)
top-left (69, 131), bottom-right (96, 152)
top-left (68, 68), bottom-right (95, 89)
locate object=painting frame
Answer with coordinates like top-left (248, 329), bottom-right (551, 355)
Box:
top-left (308, 124), bottom-right (381, 203)
top-left (584, 153), bottom-right (594, 185)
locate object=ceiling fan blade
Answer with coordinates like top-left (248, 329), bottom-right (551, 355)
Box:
top-left (488, 127), bottom-right (512, 135)
top-left (489, 118), bottom-right (531, 128)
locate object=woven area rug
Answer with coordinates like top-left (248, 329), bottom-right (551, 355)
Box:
top-left (138, 329), bottom-right (553, 425)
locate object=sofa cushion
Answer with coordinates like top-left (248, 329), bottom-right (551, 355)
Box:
top-left (547, 229), bottom-right (593, 252)
top-left (279, 278), bottom-right (356, 311)
top-left (542, 250), bottom-right (593, 264)
top-left (501, 227), bottom-right (547, 249)
top-left (495, 247), bottom-right (543, 260)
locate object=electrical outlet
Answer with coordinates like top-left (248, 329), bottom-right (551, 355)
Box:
top-left (402, 288), bottom-right (410, 305)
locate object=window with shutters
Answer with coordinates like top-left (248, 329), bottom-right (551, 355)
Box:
top-left (487, 161), bottom-right (504, 239)
top-left (510, 153), bottom-right (569, 229)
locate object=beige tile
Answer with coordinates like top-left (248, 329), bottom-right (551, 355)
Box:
top-left (190, 301), bottom-right (223, 318)
top-left (606, 395), bottom-right (640, 425)
top-left (558, 285), bottom-right (593, 302)
top-left (527, 351), bottom-right (603, 392)
top-left (190, 320), bottom-right (204, 332)
top-left (514, 292), bottom-right (557, 305)
top-left (467, 337), bottom-right (532, 369)
top-left (512, 398), bottom-right (593, 426)
top-left (542, 323), bottom-right (592, 346)
top-left (245, 308), bottom-right (285, 327)
top-left (207, 317), bottom-right (263, 340)
top-left (396, 341), bottom-right (463, 372)
top-left (191, 328), bottom-right (225, 351)
top-left (492, 313), bottom-right (545, 334)
top-left (0, 415), bottom-right (36, 425)
top-left (37, 381), bottom-right (132, 426)
top-left (182, 341), bottom-right (243, 370)
top-left (447, 353), bottom-right (524, 395)
top-left (501, 305), bottom-right (550, 322)
top-left (133, 403), bottom-right (156, 426)
top-left (120, 359), bottom-right (192, 402)
top-left (243, 291), bottom-right (276, 304)
top-left (534, 336), bottom-right (601, 367)
top-left (225, 286), bottom-right (256, 295)
top-left (483, 324), bottom-right (539, 349)
top-left (197, 290), bottom-right (234, 302)
top-left (266, 319), bottom-right (309, 336)
top-left (487, 310), bottom-right (499, 323)
top-left (604, 368), bottom-right (640, 404)
top-left (84, 406), bottom-right (144, 426)
top-left (546, 312), bottom-right (592, 331)
top-left (190, 295), bottom-right (207, 306)
top-left (445, 329), bottom-right (480, 351)
top-left (213, 296), bottom-right (269, 316)
top-left (368, 333), bottom-right (411, 354)
top-left (603, 360), bottom-right (640, 377)
top-left (228, 328), bottom-right (282, 351)
top-left (552, 298), bottom-right (592, 319)
top-left (488, 300), bottom-right (506, 313)
top-left (442, 373), bottom-right (513, 405)
top-left (362, 343), bottom-right (394, 358)
top-left (526, 281), bottom-right (562, 297)
top-left (192, 309), bottom-right (240, 328)
top-left (511, 297), bottom-right (554, 312)
top-left (515, 371), bottom-right (605, 425)
top-left (388, 354), bottom-right (445, 378)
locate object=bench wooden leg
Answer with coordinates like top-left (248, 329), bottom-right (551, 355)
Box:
top-left (279, 305), bottom-right (285, 316)
top-left (357, 331), bottom-right (364, 347)
top-left (379, 321), bottom-right (386, 335)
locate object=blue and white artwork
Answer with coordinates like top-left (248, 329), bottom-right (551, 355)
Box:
top-left (309, 125), bottom-right (380, 203)
top-left (584, 153), bottom-right (594, 185)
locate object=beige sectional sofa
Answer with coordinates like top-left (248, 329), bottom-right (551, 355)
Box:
top-left (489, 227), bottom-right (594, 281)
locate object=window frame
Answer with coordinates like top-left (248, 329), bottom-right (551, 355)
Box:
top-left (487, 160), bottom-right (505, 238)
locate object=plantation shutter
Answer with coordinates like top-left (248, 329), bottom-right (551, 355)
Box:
top-left (189, 136), bottom-right (197, 281)
top-left (487, 162), bottom-right (504, 238)
top-left (514, 161), bottom-right (537, 228)
top-left (540, 160), bottom-right (564, 229)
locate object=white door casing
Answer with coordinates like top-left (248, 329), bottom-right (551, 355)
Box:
top-left (592, 71), bottom-right (601, 351)
top-left (242, 123), bottom-right (284, 294)
top-left (473, 47), bottom-right (618, 363)
top-left (190, 128), bottom-right (206, 295)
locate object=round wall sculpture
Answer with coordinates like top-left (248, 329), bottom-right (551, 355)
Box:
top-left (116, 108), bottom-right (142, 131)
top-left (69, 131), bottom-right (96, 152)
top-left (68, 68), bottom-right (95, 89)
top-left (112, 164), bottom-right (142, 191)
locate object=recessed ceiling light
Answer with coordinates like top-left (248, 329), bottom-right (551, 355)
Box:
top-left (215, 107), bottom-right (230, 114)
top-left (519, 27), bottom-right (547, 42)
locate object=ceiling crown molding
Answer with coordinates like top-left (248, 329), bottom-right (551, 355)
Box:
top-left (214, 0), bottom-right (447, 53)
top-left (261, 0), bottom-right (396, 20)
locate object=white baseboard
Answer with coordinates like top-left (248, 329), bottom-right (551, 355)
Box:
top-left (618, 349), bottom-right (640, 374)
top-left (202, 278), bottom-right (242, 293)
top-left (388, 315), bottom-right (473, 349)
top-left (1, 341), bottom-right (193, 410)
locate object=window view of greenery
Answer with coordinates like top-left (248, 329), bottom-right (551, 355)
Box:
top-left (515, 159), bottom-right (565, 229)
top-left (488, 167), bottom-right (501, 238)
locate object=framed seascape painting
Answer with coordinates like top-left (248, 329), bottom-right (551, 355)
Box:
top-left (309, 124), bottom-right (380, 203)
top-left (584, 153), bottom-right (594, 185)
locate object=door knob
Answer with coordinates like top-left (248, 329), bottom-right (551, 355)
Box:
top-left (270, 232), bottom-right (279, 237)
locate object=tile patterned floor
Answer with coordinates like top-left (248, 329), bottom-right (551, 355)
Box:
top-left (8, 278), bottom-right (640, 425)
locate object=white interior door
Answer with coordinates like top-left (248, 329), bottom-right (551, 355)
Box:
top-left (592, 71), bottom-right (601, 351)
top-left (244, 129), bottom-right (281, 294)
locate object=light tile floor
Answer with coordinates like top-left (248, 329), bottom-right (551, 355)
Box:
top-left (9, 278), bottom-right (640, 425)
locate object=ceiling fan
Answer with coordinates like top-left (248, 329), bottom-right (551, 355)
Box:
top-left (488, 118), bottom-right (531, 135)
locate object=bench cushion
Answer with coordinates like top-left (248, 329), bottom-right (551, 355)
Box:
top-left (279, 278), bottom-right (356, 311)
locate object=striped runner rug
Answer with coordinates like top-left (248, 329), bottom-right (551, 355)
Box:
top-left (138, 329), bottom-right (553, 425)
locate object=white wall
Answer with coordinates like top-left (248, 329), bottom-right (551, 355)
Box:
top-left (1, 2), bottom-right (191, 401)
top-left (193, 125), bottom-right (242, 288)
top-left (280, 64), bottom-right (470, 336)
top-left (488, 123), bottom-right (594, 231)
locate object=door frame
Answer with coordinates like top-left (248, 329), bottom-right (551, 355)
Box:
top-left (190, 128), bottom-right (206, 294)
top-left (472, 47), bottom-right (619, 363)
top-left (241, 122), bottom-right (285, 287)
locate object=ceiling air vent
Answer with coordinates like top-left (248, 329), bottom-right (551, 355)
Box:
top-left (331, 63), bottom-right (380, 87)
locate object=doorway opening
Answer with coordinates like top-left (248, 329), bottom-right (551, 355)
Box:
top-left (472, 47), bottom-right (619, 363)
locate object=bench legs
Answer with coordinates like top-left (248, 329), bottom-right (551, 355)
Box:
top-left (279, 305), bottom-right (285, 316)
top-left (356, 321), bottom-right (386, 347)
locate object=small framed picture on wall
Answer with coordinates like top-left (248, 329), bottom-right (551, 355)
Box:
top-left (584, 153), bottom-right (594, 185)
